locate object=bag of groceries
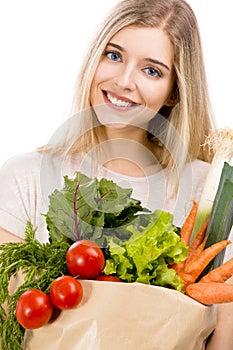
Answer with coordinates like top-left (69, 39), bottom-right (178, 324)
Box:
top-left (23, 281), bottom-right (216, 350)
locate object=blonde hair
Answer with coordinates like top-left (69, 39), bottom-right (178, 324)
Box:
top-left (49, 0), bottom-right (215, 172)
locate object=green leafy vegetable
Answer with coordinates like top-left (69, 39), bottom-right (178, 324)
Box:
top-left (104, 210), bottom-right (188, 292)
top-left (0, 222), bottom-right (70, 350)
top-left (46, 171), bottom-right (145, 246)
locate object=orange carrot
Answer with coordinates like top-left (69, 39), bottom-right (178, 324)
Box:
top-left (199, 257), bottom-right (233, 283)
top-left (184, 237), bottom-right (207, 270)
top-left (184, 240), bottom-right (231, 280)
top-left (180, 200), bottom-right (198, 245)
top-left (177, 270), bottom-right (196, 288)
top-left (186, 282), bottom-right (233, 305)
top-left (170, 200), bottom-right (198, 273)
top-left (170, 260), bottom-right (185, 273)
top-left (171, 236), bottom-right (207, 274)
top-left (185, 219), bottom-right (209, 264)
top-left (177, 240), bottom-right (231, 289)
top-left (176, 237), bottom-right (208, 289)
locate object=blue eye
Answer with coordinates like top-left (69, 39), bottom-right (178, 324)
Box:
top-left (144, 67), bottom-right (161, 77)
top-left (106, 51), bottom-right (121, 62)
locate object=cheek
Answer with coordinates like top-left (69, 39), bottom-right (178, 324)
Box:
top-left (144, 82), bottom-right (174, 110)
top-left (90, 73), bottom-right (102, 105)
top-left (92, 61), bottom-right (110, 86)
top-left (143, 88), bottom-right (163, 109)
top-left (90, 64), bottom-right (108, 103)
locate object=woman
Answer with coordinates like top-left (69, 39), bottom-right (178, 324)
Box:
top-left (0, 0), bottom-right (232, 349)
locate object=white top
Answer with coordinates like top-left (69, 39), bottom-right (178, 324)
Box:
top-left (0, 151), bottom-right (212, 243)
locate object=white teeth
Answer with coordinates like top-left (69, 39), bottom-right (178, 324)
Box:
top-left (106, 92), bottom-right (134, 107)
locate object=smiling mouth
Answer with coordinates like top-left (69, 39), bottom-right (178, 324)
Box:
top-left (103, 91), bottom-right (139, 108)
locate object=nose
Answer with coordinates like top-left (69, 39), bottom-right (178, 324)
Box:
top-left (114, 64), bottom-right (137, 91)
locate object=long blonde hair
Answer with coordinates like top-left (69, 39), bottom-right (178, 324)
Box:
top-left (48, 0), bottom-right (215, 172)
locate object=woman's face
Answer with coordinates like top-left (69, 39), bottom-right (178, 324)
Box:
top-left (90, 25), bottom-right (175, 129)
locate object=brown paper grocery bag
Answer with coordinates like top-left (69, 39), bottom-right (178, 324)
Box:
top-left (23, 280), bottom-right (216, 350)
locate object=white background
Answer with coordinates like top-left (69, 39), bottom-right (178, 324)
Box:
top-left (0, 0), bottom-right (232, 167)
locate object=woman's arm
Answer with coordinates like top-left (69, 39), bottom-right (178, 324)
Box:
top-left (206, 275), bottom-right (233, 350)
top-left (0, 227), bottom-right (24, 298)
top-left (0, 226), bottom-right (24, 244)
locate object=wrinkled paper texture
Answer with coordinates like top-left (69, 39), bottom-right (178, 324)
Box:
top-left (23, 280), bottom-right (216, 350)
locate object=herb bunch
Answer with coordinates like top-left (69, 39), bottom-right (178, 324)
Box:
top-left (0, 222), bottom-right (70, 350)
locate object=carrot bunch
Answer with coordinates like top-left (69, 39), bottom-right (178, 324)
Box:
top-left (172, 200), bottom-right (233, 305)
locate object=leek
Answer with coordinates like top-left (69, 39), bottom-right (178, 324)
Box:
top-left (204, 175), bottom-right (233, 270)
top-left (191, 128), bottom-right (233, 240)
top-left (197, 165), bottom-right (233, 276)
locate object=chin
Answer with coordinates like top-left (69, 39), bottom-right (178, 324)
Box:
top-left (103, 122), bottom-right (131, 129)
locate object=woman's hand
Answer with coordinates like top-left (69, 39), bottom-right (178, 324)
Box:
top-left (206, 275), bottom-right (233, 350)
top-left (0, 227), bottom-right (24, 294)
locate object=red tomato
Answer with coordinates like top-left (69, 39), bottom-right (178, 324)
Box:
top-left (50, 276), bottom-right (83, 310)
top-left (16, 289), bottom-right (53, 329)
top-left (96, 275), bottom-right (122, 282)
top-left (66, 240), bottom-right (105, 279)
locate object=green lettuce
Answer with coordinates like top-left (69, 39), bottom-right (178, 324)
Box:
top-left (104, 210), bottom-right (188, 292)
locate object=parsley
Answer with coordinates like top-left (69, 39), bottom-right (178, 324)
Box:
top-left (0, 222), bottom-right (70, 350)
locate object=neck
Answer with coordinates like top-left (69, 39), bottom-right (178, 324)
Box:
top-left (102, 124), bottom-right (147, 143)
top-left (94, 125), bottom-right (162, 177)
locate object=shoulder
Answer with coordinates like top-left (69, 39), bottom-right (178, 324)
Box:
top-left (1, 151), bottom-right (43, 174)
top-left (0, 151), bottom-right (68, 198)
top-left (0, 150), bottom-right (64, 178)
top-left (190, 158), bottom-right (210, 172)
top-left (168, 159), bottom-right (210, 227)
top-left (180, 159), bottom-right (210, 204)
top-left (182, 159), bottom-right (210, 182)
top-left (0, 152), bottom-right (45, 202)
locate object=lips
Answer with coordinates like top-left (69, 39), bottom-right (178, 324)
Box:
top-left (103, 90), bottom-right (139, 109)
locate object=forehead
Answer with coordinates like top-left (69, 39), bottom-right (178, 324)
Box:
top-left (108, 26), bottom-right (174, 67)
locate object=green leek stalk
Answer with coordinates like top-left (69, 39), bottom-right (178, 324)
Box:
top-left (191, 129), bottom-right (233, 241)
top-left (197, 164), bottom-right (233, 276)
top-left (204, 173), bottom-right (233, 270)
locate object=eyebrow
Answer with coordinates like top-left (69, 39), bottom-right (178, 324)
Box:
top-left (107, 42), bottom-right (170, 71)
